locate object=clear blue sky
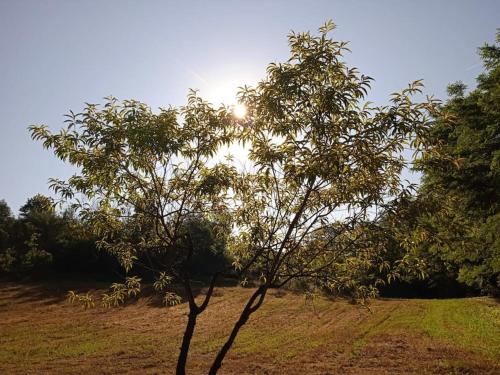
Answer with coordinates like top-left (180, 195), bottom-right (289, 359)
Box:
top-left (1, 0), bottom-right (499, 213)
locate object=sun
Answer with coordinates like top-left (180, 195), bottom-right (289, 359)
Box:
top-left (201, 79), bottom-right (250, 119)
top-left (233, 103), bottom-right (247, 119)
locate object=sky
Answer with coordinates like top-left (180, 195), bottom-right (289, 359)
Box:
top-left (0, 0), bottom-right (499, 213)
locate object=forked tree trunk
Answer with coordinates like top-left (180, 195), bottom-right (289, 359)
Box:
top-left (176, 273), bottom-right (219, 375)
top-left (176, 310), bottom-right (198, 375)
top-left (208, 286), bottom-right (268, 375)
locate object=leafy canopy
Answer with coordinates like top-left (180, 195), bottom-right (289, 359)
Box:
top-left (30, 20), bottom-right (444, 375)
top-left (227, 20), bottom-right (441, 300)
top-left (409, 31), bottom-right (500, 294)
top-left (30, 92), bottom-right (237, 305)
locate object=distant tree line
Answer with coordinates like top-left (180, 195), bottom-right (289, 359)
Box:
top-left (0, 194), bottom-right (115, 279)
top-left (0, 195), bottom-right (230, 281)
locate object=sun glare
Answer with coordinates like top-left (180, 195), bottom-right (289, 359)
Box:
top-left (233, 103), bottom-right (247, 119)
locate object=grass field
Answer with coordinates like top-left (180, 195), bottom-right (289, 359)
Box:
top-left (0, 281), bottom-right (499, 374)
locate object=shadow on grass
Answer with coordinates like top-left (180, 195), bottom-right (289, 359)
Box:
top-left (0, 276), bottom-right (240, 309)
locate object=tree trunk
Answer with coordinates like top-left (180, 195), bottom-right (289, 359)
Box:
top-left (176, 310), bottom-right (197, 375)
top-left (176, 272), bottom-right (218, 375)
top-left (208, 286), bottom-right (267, 375)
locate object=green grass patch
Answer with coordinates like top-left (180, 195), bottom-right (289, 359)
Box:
top-left (0, 321), bottom-right (171, 364)
top-left (367, 298), bottom-right (500, 359)
top-left (0, 324), bottom-right (113, 362)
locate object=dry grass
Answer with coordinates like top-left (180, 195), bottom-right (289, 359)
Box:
top-left (0, 281), bottom-right (499, 374)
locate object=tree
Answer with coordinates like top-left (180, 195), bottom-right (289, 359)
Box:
top-left (0, 195), bottom-right (57, 274)
top-left (0, 199), bottom-right (13, 249)
top-left (17, 194), bottom-right (59, 267)
top-left (30, 21), bottom-right (440, 374)
top-left (1, 195), bottom-right (72, 275)
top-left (205, 21), bottom-right (440, 372)
top-left (409, 31), bottom-right (500, 294)
top-left (0, 199), bottom-right (16, 272)
top-left (19, 194), bottom-right (54, 217)
top-left (30, 93), bottom-right (237, 374)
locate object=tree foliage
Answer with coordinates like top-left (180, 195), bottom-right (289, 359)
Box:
top-left (30, 91), bottom-right (238, 374)
top-left (30, 91), bottom-right (236, 289)
top-left (232, 21), bottom-right (439, 295)
top-left (408, 31), bottom-right (500, 294)
top-left (29, 21), bottom-right (441, 374)
top-left (0, 195), bottom-right (114, 276)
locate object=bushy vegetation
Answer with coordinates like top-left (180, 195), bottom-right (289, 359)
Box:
top-left (381, 32), bottom-right (500, 296)
top-left (0, 195), bottom-right (114, 278)
top-left (0, 196), bottom-right (230, 281)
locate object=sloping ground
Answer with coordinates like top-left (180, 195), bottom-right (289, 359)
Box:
top-left (0, 282), bottom-right (499, 374)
